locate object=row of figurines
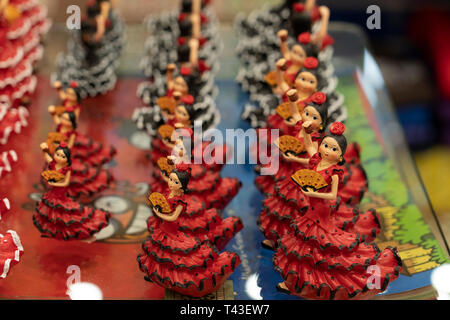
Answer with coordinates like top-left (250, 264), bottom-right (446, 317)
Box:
top-left (232, 1), bottom-right (403, 300)
top-left (0, 0), bottom-right (50, 283)
top-left (132, 0), bottom-right (403, 300)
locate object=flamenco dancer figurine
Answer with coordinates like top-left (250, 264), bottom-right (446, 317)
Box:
top-left (53, 0), bottom-right (125, 98)
top-left (137, 163), bottom-right (241, 297)
top-left (146, 162), bottom-right (243, 250)
top-left (151, 136), bottom-right (241, 210)
top-left (33, 141), bottom-right (111, 242)
top-left (0, 197), bottom-right (23, 279)
top-left (47, 82), bottom-right (116, 167)
top-left (272, 122), bottom-right (402, 299)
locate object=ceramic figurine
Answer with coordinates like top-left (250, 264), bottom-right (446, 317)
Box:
top-left (146, 162), bottom-right (243, 250)
top-left (137, 163), bottom-right (241, 297)
top-left (52, 0), bottom-right (124, 98)
top-left (151, 137), bottom-right (240, 210)
top-left (33, 141), bottom-right (111, 241)
top-left (49, 99), bottom-right (116, 168)
top-left (273, 122), bottom-right (402, 300)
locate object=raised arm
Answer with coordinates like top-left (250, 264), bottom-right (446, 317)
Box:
top-left (40, 143), bottom-right (54, 164)
top-left (67, 133), bottom-right (76, 149)
top-left (154, 204), bottom-right (183, 222)
top-left (166, 64), bottom-right (176, 90)
top-left (311, 6), bottom-right (330, 46)
top-left (305, 0), bottom-right (316, 12)
top-left (303, 124), bottom-right (318, 157)
top-left (286, 89), bottom-right (302, 124)
top-left (275, 58), bottom-right (290, 94)
top-left (189, 38), bottom-right (199, 69)
top-left (277, 30), bottom-right (290, 60)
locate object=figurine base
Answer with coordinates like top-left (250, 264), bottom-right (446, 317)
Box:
top-left (164, 280), bottom-right (235, 300)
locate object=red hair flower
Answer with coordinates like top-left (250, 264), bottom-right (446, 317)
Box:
top-left (303, 57), bottom-right (319, 69)
top-left (177, 37), bottom-right (187, 46)
top-left (70, 81), bottom-right (79, 88)
top-left (65, 105), bottom-right (75, 113)
top-left (176, 162), bottom-right (189, 172)
top-left (180, 66), bottom-right (191, 76)
top-left (297, 32), bottom-right (311, 44)
top-left (59, 141), bottom-right (68, 148)
top-left (181, 95), bottom-right (194, 105)
top-left (311, 92), bottom-right (326, 105)
top-left (293, 3), bottom-right (305, 12)
top-left (178, 13), bottom-right (187, 22)
top-left (330, 122), bottom-right (346, 136)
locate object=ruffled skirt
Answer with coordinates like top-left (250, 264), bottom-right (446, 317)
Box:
top-left (33, 187), bottom-right (111, 240)
top-left (137, 222), bottom-right (241, 297)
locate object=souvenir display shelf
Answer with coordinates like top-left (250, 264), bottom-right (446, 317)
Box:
top-left (0, 20), bottom-right (448, 300)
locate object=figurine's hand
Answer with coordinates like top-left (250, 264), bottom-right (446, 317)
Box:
top-left (189, 38), bottom-right (199, 49)
top-left (53, 81), bottom-right (62, 89)
top-left (287, 89), bottom-right (299, 102)
top-left (153, 207), bottom-right (160, 215)
top-left (277, 29), bottom-right (288, 42)
top-left (301, 187), bottom-right (315, 196)
top-left (282, 152), bottom-right (296, 161)
top-left (174, 122), bottom-right (184, 129)
top-left (284, 117), bottom-right (297, 127)
top-left (276, 58), bottom-right (287, 70)
top-left (303, 120), bottom-right (315, 134)
top-left (48, 105), bottom-right (56, 114)
top-left (167, 64), bottom-right (176, 72)
top-left (40, 142), bottom-right (49, 151)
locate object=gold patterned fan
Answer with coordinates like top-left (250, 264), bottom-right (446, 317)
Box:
top-left (157, 124), bottom-right (175, 141)
top-left (157, 96), bottom-right (176, 114)
top-left (41, 170), bottom-right (65, 183)
top-left (277, 135), bottom-right (305, 155)
top-left (157, 157), bottom-right (175, 174)
top-left (147, 192), bottom-right (171, 213)
top-left (265, 71), bottom-right (277, 87)
top-left (291, 169), bottom-right (328, 191)
top-left (275, 102), bottom-right (292, 120)
top-left (54, 106), bottom-right (67, 116)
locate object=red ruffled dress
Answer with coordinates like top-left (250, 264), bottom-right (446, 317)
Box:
top-left (137, 199), bottom-right (241, 297)
top-left (150, 159), bottom-right (241, 210)
top-left (0, 230), bottom-right (24, 279)
top-left (273, 158), bottom-right (401, 299)
top-left (57, 125), bottom-right (116, 167)
top-left (41, 158), bottom-right (114, 202)
top-left (146, 192), bottom-right (243, 251)
top-left (33, 161), bottom-right (111, 240)
top-left (259, 153), bottom-right (378, 248)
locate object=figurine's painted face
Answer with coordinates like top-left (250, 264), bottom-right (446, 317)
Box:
top-left (295, 71), bottom-right (317, 93)
top-left (168, 172), bottom-right (183, 192)
top-left (175, 105), bottom-right (190, 123)
top-left (65, 88), bottom-right (78, 103)
top-left (319, 137), bottom-right (342, 164)
top-left (54, 149), bottom-right (68, 165)
top-left (291, 45), bottom-right (306, 65)
top-left (302, 106), bottom-right (322, 131)
top-left (173, 76), bottom-right (188, 95)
